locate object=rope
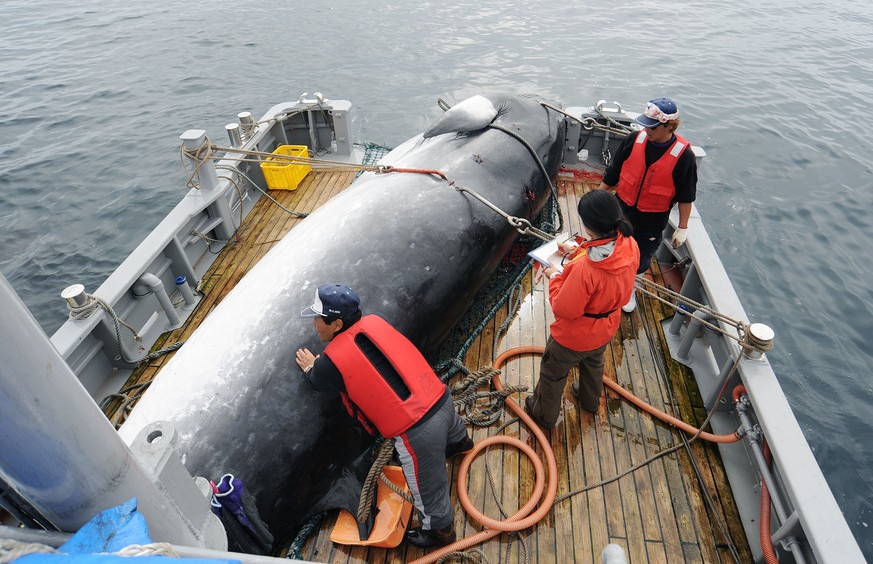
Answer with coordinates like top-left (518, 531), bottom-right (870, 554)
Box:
top-left (451, 367), bottom-right (528, 427)
top-left (539, 101), bottom-right (633, 137)
top-left (68, 294), bottom-right (141, 341)
top-left (202, 144), bottom-right (373, 172)
top-left (114, 543), bottom-right (179, 557)
top-left (485, 123), bottom-right (563, 234)
top-left (284, 512), bottom-right (324, 560)
top-left (67, 293), bottom-right (185, 366)
top-left (378, 472), bottom-right (414, 503)
top-left (633, 275), bottom-right (767, 353)
top-left (356, 439), bottom-right (396, 524)
top-left (179, 138), bottom-right (214, 190)
top-left (435, 549), bottom-right (489, 563)
top-left (451, 184), bottom-right (553, 243)
top-left (376, 165), bottom-right (447, 179)
top-left (99, 381), bottom-right (151, 429)
top-left (0, 540), bottom-right (179, 563)
top-left (201, 142), bottom-right (548, 248)
top-left (0, 540), bottom-right (57, 563)
top-left (215, 165), bottom-right (308, 219)
top-left (188, 139), bottom-right (560, 250)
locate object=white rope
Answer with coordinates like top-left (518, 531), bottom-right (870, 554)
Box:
top-left (0, 540), bottom-right (57, 563)
top-left (113, 543), bottom-right (179, 557)
top-left (0, 540), bottom-right (183, 563)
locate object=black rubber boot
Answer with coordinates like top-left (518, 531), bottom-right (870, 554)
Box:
top-left (571, 382), bottom-right (599, 414)
top-left (524, 395), bottom-right (555, 429)
top-left (406, 525), bottom-right (457, 548)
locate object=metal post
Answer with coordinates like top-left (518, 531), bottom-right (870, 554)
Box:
top-left (668, 304), bottom-right (689, 336)
top-left (562, 116), bottom-right (582, 165)
top-left (703, 355), bottom-right (742, 412)
top-left (0, 274), bottom-right (224, 548)
top-left (165, 235), bottom-right (198, 289)
top-left (328, 100), bottom-right (353, 156)
top-left (238, 112), bottom-right (257, 140)
top-left (179, 130), bottom-right (235, 241)
top-left (678, 262), bottom-right (702, 304)
top-left (226, 123), bottom-right (243, 148)
top-left (134, 273), bottom-right (181, 329)
top-left (675, 309), bottom-right (709, 363)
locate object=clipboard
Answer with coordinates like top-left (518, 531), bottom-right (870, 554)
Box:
top-left (528, 232), bottom-right (573, 273)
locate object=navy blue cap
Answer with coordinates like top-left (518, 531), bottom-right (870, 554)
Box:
top-left (635, 98), bottom-right (679, 128)
top-left (300, 283), bottom-right (361, 318)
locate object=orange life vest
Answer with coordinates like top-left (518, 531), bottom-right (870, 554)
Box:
top-left (324, 315), bottom-right (446, 437)
top-left (616, 131), bottom-right (689, 213)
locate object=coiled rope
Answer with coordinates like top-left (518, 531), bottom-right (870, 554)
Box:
top-left (450, 368), bottom-right (528, 427)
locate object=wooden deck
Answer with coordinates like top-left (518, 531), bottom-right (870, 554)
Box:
top-left (107, 168), bottom-right (752, 563)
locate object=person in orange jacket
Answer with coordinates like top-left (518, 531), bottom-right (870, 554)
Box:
top-left (525, 190), bottom-right (640, 428)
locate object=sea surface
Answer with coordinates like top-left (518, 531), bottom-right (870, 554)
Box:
top-left (2, 0), bottom-right (872, 557)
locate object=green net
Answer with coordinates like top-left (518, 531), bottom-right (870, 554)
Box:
top-left (361, 142), bottom-right (392, 166)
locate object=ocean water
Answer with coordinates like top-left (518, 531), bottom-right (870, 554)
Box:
top-left (2, 0), bottom-right (872, 557)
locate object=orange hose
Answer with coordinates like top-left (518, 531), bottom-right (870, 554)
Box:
top-left (603, 378), bottom-right (741, 443)
top-left (411, 346), bottom-right (557, 564)
top-left (760, 440), bottom-right (779, 563)
top-left (411, 344), bottom-right (739, 562)
top-left (734, 385), bottom-right (779, 563)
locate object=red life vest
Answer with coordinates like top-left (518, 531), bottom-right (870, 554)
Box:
top-left (324, 315), bottom-right (446, 437)
top-left (616, 131), bottom-right (689, 213)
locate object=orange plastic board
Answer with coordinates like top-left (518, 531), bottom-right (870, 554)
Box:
top-left (329, 465), bottom-right (413, 547)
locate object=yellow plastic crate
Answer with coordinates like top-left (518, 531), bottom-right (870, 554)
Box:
top-left (260, 145), bottom-right (312, 190)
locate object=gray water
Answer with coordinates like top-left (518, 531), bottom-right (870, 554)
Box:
top-left (2, 0), bottom-right (872, 557)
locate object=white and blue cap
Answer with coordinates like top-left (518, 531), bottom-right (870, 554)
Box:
top-left (300, 283), bottom-right (361, 318)
top-left (635, 97), bottom-right (680, 128)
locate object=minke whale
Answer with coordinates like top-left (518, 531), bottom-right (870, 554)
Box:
top-left (118, 92), bottom-right (567, 549)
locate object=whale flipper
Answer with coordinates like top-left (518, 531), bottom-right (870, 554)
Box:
top-left (423, 94), bottom-right (499, 138)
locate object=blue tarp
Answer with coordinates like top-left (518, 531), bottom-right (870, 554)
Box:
top-left (17, 499), bottom-right (239, 564)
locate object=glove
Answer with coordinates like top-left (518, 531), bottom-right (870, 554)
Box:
top-left (671, 227), bottom-right (688, 248)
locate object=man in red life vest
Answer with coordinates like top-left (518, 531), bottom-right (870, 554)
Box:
top-left (598, 97), bottom-right (698, 312)
top-left (294, 283), bottom-right (473, 548)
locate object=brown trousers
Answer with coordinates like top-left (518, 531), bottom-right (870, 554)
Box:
top-left (529, 336), bottom-right (608, 426)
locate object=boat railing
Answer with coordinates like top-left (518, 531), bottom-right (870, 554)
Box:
top-left (657, 211), bottom-right (863, 563)
top-left (49, 97), bottom-right (355, 402)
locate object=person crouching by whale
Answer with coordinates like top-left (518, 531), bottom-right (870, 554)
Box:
top-left (294, 283), bottom-right (473, 549)
top-left (525, 190), bottom-right (640, 429)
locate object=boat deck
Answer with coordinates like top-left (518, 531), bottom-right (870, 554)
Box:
top-left (106, 168), bottom-right (752, 563)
